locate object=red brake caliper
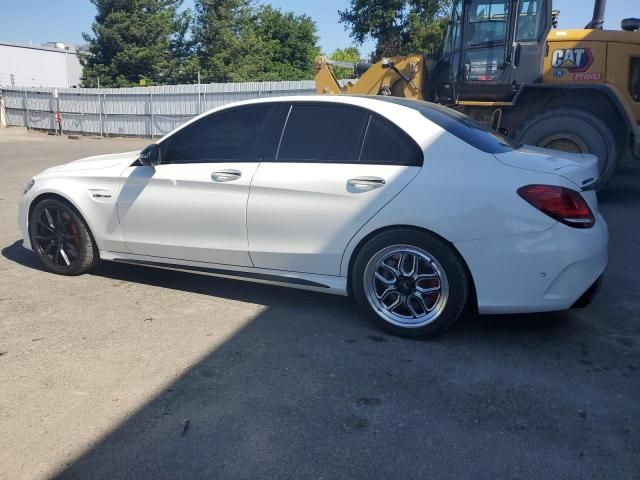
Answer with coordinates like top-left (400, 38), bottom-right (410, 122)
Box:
top-left (70, 221), bottom-right (80, 249)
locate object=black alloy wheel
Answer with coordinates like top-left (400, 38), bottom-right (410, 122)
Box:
top-left (29, 198), bottom-right (98, 275)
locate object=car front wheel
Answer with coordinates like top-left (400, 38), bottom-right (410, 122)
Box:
top-left (29, 198), bottom-right (98, 275)
top-left (352, 229), bottom-right (470, 338)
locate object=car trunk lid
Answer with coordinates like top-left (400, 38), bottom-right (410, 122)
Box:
top-left (494, 146), bottom-right (599, 190)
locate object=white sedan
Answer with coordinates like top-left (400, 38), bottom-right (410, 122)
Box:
top-left (19, 95), bottom-right (608, 337)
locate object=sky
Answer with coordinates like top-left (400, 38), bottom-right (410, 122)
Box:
top-left (0, 0), bottom-right (638, 59)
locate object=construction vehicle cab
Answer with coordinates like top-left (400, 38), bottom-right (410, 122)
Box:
top-left (315, 0), bottom-right (640, 188)
top-left (429, 0), bottom-right (551, 103)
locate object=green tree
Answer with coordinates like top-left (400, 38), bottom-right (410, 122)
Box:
top-left (328, 46), bottom-right (362, 79)
top-left (191, 0), bottom-right (251, 82)
top-left (250, 5), bottom-right (320, 81)
top-left (192, 1), bottom-right (320, 82)
top-left (339, 0), bottom-right (451, 61)
top-left (81, 0), bottom-right (191, 87)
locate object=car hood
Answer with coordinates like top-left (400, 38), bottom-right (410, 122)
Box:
top-left (494, 146), bottom-right (599, 189)
top-left (37, 150), bottom-right (141, 177)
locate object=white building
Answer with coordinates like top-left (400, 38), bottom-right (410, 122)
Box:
top-left (0, 42), bottom-right (83, 88)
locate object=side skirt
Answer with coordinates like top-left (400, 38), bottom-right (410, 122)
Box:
top-left (100, 251), bottom-right (349, 295)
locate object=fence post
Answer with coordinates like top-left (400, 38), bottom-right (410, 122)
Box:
top-left (150, 90), bottom-right (155, 139)
top-left (103, 93), bottom-right (109, 138)
top-left (0, 94), bottom-right (6, 128)
top-left (23, 87), bottom-right (29, 130)
top-left (98, 92), bottom-right (104, 137)
top-left (98, 79), bottom-right (104, 137)
top-left (197, 71), bottom-right (202, 114)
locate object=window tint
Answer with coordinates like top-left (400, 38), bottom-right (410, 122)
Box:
top-left (515, 0), bottom-right (544, 42)
top-left (364, 96), bottom-right (522, 154)
top-left (418, 102), bottom-right (521, 153)
top-left (467, 0), bottom-right (508, 45)
top-left (277, 105), bottom-right (369, 162)
top-left (361, 115), bottom-right (423, 166)
top-left (163, 105), bottom-right (273, 163)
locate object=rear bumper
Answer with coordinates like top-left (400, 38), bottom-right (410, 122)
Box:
top-left (571, 275), bottom-right (603, 309)
top-left (455, 214), bottom-right (608, 314)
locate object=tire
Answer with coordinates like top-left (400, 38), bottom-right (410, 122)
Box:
top-left (29, 198), bottom-right (98, 275)
top-left (351, 229), bottom-right (470, 338)
top-left (514, 108), bottom-right (617, 189)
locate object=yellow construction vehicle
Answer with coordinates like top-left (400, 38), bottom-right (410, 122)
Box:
top-left (316, 0), bottom-right (640, 187)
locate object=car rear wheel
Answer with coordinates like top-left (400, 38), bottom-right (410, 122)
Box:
top-left (352, 229), bottom-right (470, 338)
top-left (29, 198), bottom-right (98, 275)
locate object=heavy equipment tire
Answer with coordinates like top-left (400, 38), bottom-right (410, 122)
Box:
top-left (514, 108), bottom-right (617, 189)
top-left (351, 229), bottom-right (470, 339)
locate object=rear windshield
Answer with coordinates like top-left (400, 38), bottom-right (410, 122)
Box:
top-left (363, 96), bottom-right (522, 154)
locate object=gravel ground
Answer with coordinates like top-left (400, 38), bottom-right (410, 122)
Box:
top-left (0, 127), bottom-right (638, 480)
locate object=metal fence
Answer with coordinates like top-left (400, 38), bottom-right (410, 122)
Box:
top-left (0, 81), bottom-right (319, 138)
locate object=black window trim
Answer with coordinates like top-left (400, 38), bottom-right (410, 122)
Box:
top-left (156, 99), bottom-right (425, 167)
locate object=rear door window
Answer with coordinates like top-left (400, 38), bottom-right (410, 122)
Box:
top-left (277, 104), bottom-right (369, 162)
top-left (360, 115), bottom-right (423, 166)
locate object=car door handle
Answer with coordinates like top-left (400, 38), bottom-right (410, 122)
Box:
top-left (347, 177), bottom-right (386, 190)
top-left (211, 170), bottom-right (242, 182)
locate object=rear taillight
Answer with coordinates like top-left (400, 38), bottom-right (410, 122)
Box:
top-left (517, 185), bottom-right (595, 228)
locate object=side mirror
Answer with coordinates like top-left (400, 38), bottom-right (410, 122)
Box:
top-left (138, 144), bottom-right (161, 166)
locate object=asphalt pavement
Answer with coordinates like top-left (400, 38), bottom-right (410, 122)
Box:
top-left (0, 128), bottom-right (638, 480)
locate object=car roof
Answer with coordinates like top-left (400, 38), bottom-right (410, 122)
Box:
top-left (204, 94), bottom-right (423, 113)
top-left (157, 94), bottom-right (440, 148)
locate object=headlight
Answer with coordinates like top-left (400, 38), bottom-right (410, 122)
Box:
top-left (23, 178), bottom-right (35, 195)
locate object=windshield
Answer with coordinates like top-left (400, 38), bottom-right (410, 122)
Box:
top-left (367, 96), bottom-right (522, 154)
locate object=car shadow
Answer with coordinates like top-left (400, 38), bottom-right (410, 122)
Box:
top-left (2, 238), bottom-right (572, 340)
top-left (4, 239), bottom-right (621, 478)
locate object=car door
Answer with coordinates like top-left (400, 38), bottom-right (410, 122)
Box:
top-left (117, 104), bottom-right (277, 266)
top-left (247, 102), bottom-right (423, 276)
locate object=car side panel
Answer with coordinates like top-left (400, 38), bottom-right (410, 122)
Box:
top-left (117, 163), bottom-right (258, 266)
top-left (22, 169), bottom-right (131, 253)
top-left (339, 133), bottom-right (563, 276)
top-left (248, 163), bottom-right (420, 276)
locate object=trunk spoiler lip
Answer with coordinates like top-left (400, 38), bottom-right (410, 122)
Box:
top-left (492, 148), bottom-right (600, 192)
